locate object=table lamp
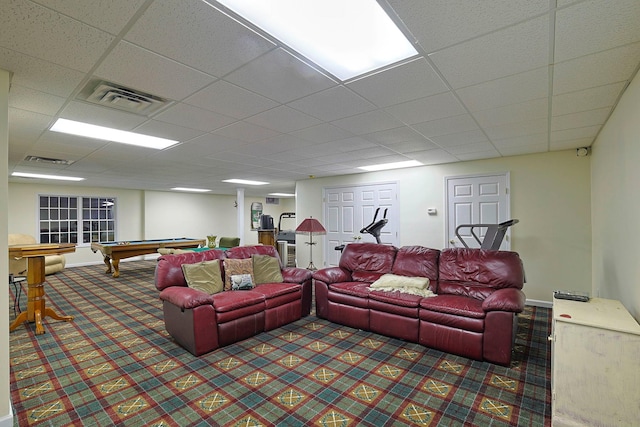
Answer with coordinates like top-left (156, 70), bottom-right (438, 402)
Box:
top-left (295, 217), bottom-right (326, 270)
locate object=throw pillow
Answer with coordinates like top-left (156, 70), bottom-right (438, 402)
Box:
top-left (252, 254), bottom-right (284, 284)
top-left (223, 258), bottom-right (255, 291)
top-left (370, 273), bottom-right (429, 289)
top-left (230, 273), bottom-right (254, 290)
top-left (182, 260), bottom-right (224, 295)
top-left (207, 235), bottom-right (217, 248)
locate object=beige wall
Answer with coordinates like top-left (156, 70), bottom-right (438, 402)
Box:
top-left (592, 71), bottom-right (640, 320)
top-left (296, 149), bottom-right (592, 304)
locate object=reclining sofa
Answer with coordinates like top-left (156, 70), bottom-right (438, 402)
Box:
top-left (155, 245), bottom-right (312, 356)
top-left (312, 243), bottom-right (525, 366)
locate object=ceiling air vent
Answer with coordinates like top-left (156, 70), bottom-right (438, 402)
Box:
top-left (24, 155), bottom-right (73, 165)
top-left (78, 80), bottom-right (171, 116)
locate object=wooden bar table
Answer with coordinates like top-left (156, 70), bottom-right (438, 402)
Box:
top-left (9, 243), bottom-right (76, 335)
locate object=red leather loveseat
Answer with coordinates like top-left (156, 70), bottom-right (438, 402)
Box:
top-left (155, 245), bottom-right (312, 356)
top-left (312, 243), bottom-right (525, 366)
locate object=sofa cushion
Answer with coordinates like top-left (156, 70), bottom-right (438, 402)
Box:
top-left (212, 290), bottom-right (264, 313)
top-left (328, 282), bottom-right (371, 298)
top-left (338, 243), bottom-right (396, 280)
top-left (226, 245), bottom-right (280, 263)
top-left (223, 258), bottom-right (255, 291)
top-left (369, 290), bottom-right (423, 308)
top-left (182, 259), bottom-right (224, 295)
top-left (155, 249), bottom-right (226, 291)
top-left (438, 248), bottom-right (524, 290)
top-left (252, 254), bottom-right (284, 284)
top-left (419, 295), bottom-right (485, 319)
top-left (391, 246), bottom-right (440, 284)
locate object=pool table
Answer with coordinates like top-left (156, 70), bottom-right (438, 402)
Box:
top-left (91, 238), bottom-right (205, 277)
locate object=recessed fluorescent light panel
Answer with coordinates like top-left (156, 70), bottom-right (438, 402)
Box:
top-left (216, 0), bottom-right (418, 81)
top-left (359, 160), bottom-right (423, 171)
top-left (269, 193), bottom-right (295, 197)
top-left (50, 118), bottom-right (179, 150)
top-left (171, 187), bottom-right (211, 193)
top-left (223, 179), bottom-right (269, 186)
top-left (12, 172), bottom-right (85, 181)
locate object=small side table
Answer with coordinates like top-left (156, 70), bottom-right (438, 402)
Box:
top-left (9, 243), bottom-right (76, 335)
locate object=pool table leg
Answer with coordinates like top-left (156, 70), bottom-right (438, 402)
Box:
top-left (102, 256), bottom-right (112, 275)
top-left (111, 258), bottom-right (120, 278)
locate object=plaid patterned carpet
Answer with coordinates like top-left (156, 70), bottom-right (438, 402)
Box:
top-left (9, 260), bottom-right (551, 426)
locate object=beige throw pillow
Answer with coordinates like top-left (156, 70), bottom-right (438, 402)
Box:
top-left (252, 254), bottom-right (283, 284)
top-left (223, 258), bottom-right (255, 291)
top-left (182, 260), bottom-right (223, 295)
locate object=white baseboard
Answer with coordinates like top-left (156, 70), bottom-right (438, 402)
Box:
top-left (526, 298), bottom-right (552, 308)
top-left (0, 403), bottom-right (14, 427)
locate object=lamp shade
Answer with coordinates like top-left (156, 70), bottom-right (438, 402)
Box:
top-left (295, 217), bottom-right (326, 235)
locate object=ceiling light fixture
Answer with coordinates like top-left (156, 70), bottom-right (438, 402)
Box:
top-left (216, 0), bottom-right (418, 81)
top-left (50, 118), bottom-right (179, 150)
top-left (269, 193), bottom-right (295, 197)
top-left (223, 179), bottom-right (269, 186)
top-left (359, 160), bottom-right (423, 171)
top-left (12, 172), bottom-right (85, 181)
top-left (171, 187), bottom-right (211, 192)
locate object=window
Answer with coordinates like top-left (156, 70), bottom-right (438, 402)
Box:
top-left (39, 195), bottom-right (116, 245)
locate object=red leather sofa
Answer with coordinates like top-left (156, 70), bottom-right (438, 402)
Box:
top-left (312, 243), bottom-right (525, 366)
top-left (154, 245), bottom-right (312, 356)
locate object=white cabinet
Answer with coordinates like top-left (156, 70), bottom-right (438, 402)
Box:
top-left (551, 297), bottom-right (640, 426)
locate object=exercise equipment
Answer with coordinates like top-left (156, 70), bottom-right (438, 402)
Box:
top-left (455, 219), bottom-right (519, 250)
top-left (360, 207), bottom-right (388, 244)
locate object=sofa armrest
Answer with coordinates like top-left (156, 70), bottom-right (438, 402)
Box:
top-left (281, 267), bottom-right (313, 284)
top-left (159, 286), bottom-right (214, 310)
top-left (482, 288), bottom-right (526, 313)
top-left (312, 267), bottom-right (352, 284)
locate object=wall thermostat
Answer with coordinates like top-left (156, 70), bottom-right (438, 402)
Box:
top-left (427, 208), bottom-right (437, 215)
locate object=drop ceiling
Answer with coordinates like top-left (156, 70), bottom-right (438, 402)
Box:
top-left (2, 0), bottom-right (640, 196)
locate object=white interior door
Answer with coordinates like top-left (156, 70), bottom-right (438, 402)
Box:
top-left (445, 173), bottom-right (511, 250)
top-left (324, 183), bottom-right (398, 267)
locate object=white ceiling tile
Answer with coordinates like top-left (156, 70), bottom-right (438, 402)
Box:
top-left (31, 0), bottom-right (147, 34)
top-left (213, 121), bottom-right (281, 143)
top-left (0, 47), bottom-right (85, 97)
top-left (456, 67), bottom-right (549, 111)
top-left (429, 16), bottom-right (549, 89)
top-left (551, 107), bottom-right (611, 131)
top-left (95, 41), bottom-right (215, 101)
top-left (454, 147), bottom-right (501, 159)
top-left (8, 85), bottom-right (66, 116)
top-left (364, 126), bottom-right (431, 145)
top-left (288, 86), bottom-right (376, 122)
top-left (134, 119), bottom-right (206, 143)
top-left (550, 125), bottom-right (600, 142)
top-left (412, 114), bottom-right (479, 138)
top-left (555, 0), bottom-right (640, 62)
top-left (290, 123), bottom-right (354, 144)
top-left (410, 149), bottom-right (459, 165)
top-left (346, 58), bottom-right (448, 107)
top-left (387, 0), bottom-right (549, 52)
top-left (552, 82), bottom-right (626, 116)
top-left (497, 144), bottom-right (548, 156)
top-left (155, 103), bottom-right (236, 133)
top-left (472, 98), bottom-right (548, 128)
top-left (382, 139), bottom-right (438, 153)
top-left (125, 0), bottom-right (275, 77)
top-left (553, 43), bottom-right (640, 95)
top-left (332, 110), bottom-right (404, 135)
top-left (0, 0), bottom-right (114, 72)
top-left (185, 80), bottom-right (278, 120)
top-left (225, 48), bottom-right (336, 103)
top-left (484, 118), bottom-right (548, 140)
top-left (430, 130), bottom-right (489, 148)
top-left (386, 92), bottom-right (466, 125)
top-left (245, 105), bottom-right (322, 133)
top-left (493, 133), bottom-right (548, 148)
top-left (550, 138), bottom-right (594, 150)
